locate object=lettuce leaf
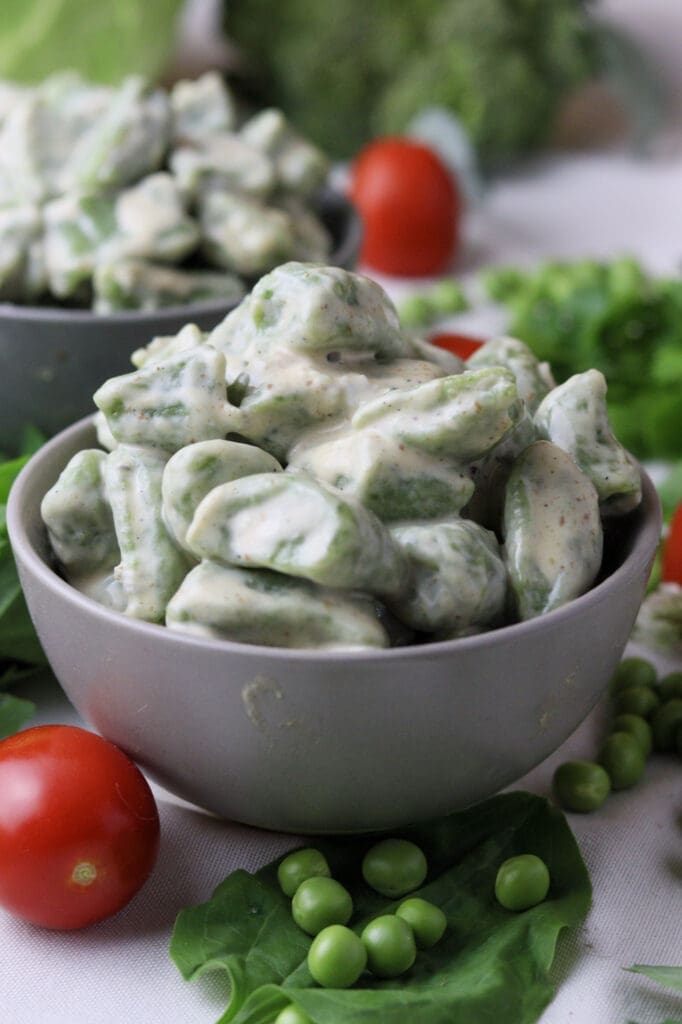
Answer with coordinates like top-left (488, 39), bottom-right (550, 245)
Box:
top-left (626, 965), bottom-right (682, 993)
top-left (0, 0), bottom-right (185, 85)
top-left (171, 792), bottom-right (591, 1024)
top-left (0, 692), bottom-right (35, 738)
top-left (0, 447), bottom-right (46, 676)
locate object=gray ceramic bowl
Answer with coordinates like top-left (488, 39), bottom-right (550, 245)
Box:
top-left (8, 418), bottom-right (661, 834)
top-left (0, 188), bottom-right (361, 453)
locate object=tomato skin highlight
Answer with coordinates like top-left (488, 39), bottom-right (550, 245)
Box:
top-left (662, 502), bottom-right (682, 585)
top-left (428, 332), bottom-right (485, 361)
top-left (350, 137), bottom-right (460, 277)
top-left (0, 725), bottom-right (159, 929)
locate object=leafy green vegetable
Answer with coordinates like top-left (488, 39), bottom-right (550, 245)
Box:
top-left (0, 692), bottom-right (34, 739)
top-left (0, 1), bottom-right (185, 84)
top-left (626, 965), bottom-right (682, 993)
top-left (0, 445), bottom-right (46, 681)
top-left (170, 792), bottom-right (591, 1024)
top-left (658, 464), bottom-right (682, 522)
top-left (224, 0), bottom-right (601, 167)
top-left (483, 257), bottom-right (682, 459)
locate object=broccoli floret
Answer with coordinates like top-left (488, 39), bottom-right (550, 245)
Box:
top-left (224, 0), bottom-right (599, 167)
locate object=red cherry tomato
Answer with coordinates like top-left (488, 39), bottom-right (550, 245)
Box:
top-left (662, 501), bottom-right (682, 584)
top-left (0, 725), bottom-right (159, 929)
top-left (350, 137), bottom-right (460, 276)
top-left (428, 332), bottom-right (485, 361)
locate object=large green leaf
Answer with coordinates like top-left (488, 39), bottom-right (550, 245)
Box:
top-left (0, 0), bottom-right (185, 85)
top-left (171, 792), bottom-right (591, 1024)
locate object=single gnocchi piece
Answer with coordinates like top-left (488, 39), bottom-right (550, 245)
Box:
top-left (40, 449), bottom-right (118, 573)
top-left (533, 369), bottom-right (642, 515)
top-left (43, 192), bottom-right (116, 299)
top-left (0, 204), bottom-right (43, 301)
top-left (352, 367), bottom-right (522, 461)
top-left (169, 71), bottom-right (237, 145)
top-left (68, 77), bottom-right (170, 193)
top-left (185, 471), bottom-right (408, 596)
top-left (166, 561), bottom-right (388, 650)
top-left (233, 349), bottom-right (350, 461)
top-left (274, 195), bottom-right (332, 263)
top-left (113, 173), bottom-right (200, 264)
top-left (503, 440), bottom-right (603, 620)
top-left (199, 191), bottom-right (297, 277)
top-left (240, 108), bottom-right (330, 196)
top-left (387, 519), bottom-right (507, 636)
top-left (466, 335), bottom-right (554, 414)
top-left (161, 439), bottom-right (282, 550)
top-left (94, 344), bottom-right (238, 451)
top-left (103, 445), bottom-right (190, 622)
top-left (170, 134), bottom-right (275, 201)
top-left (289, 430), bottom-right (475, 523)
top-left (208, 262), bottom-right (410, 360)
top-left (92, 259), bottom-right (245, 314)
top-left (131, 323), bottom-right (207, 370)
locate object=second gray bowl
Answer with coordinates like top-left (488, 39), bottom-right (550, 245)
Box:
top-left (0, 188), bottom-right (361, 452)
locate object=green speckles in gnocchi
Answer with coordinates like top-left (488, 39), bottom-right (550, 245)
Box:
top-left (388, 520), bottom-right (507, 637)
top-left (290, 430), bottom-right (474, 523)
top-left (103, 445), bottom-right (191, 622)
top-left (185, 471), bottom-right (408, 597)
top-left (166, 562), bottom-right (388, 650)
top-left (209, 262), bottom-right (408, 360)
top-left (94, 345), bottom-right (237, 451)
top-left (533, 369), bottom-right (641, 515)
top-left (41, 449), bottom-right (118, 573)
top-left (503, 440), bottom-right (603, 621)
top-left (352, 367), bottom-right (522, 461)
top-left (161, 439), bottom-right (281, 550)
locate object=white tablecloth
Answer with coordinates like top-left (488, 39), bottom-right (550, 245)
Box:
top-left (3, 642), bottom-right (680, 1024)
top-left (3, 145), bottom-right (682, 1023)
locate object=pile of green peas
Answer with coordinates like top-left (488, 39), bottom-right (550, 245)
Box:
top-left (553, 659), bottom-right (682, 814)
top-left (273, 835), bottom-right (551, 1021)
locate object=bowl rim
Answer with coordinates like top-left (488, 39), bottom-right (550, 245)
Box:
top-left (8, 415), bottom-right (662, 666)
top-left (0, 187), bottom-right (363, 326)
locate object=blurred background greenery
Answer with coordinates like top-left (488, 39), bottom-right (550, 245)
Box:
top-left (0, 0), bottom-right (668, 172)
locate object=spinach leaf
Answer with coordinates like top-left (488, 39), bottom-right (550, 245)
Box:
top-left (170, 792), bottom-right (591, 1024)
top-left (626, 965), bottom-right (682, 993)
top-left (0, 692), bottom-right (35, 739)
top-left (0, 450), bottom-right (47, 676)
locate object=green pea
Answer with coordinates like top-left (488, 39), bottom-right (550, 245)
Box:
top-left (396, 897), bottom-right (447, 948)
top-left (658, 672), bottom-right (682, 702)
top-left (362, 838), bottom-right (427, 898)
top-left (277, 847), bottom-right (331, 897)
top-left (599, 731), bottom-right (646, 790)
top-left (610, 657), bottom-right (657, 692)
top-left (651, 698), bottom-right (682, 752)
top-left (291, 877), bottom-right (353, 936)
top-left (430, 279), bottom-right (468, 315)
top-left (552, 760), bottom-right (611, 813)
top-left (613, 686), bottom-right (660, 720)
top-left (361, 914), bottom-right (417, 978)
top-left (494, 854), bottom-right (550, 912)
top-left (398, 294), bottom-right (435, 329)
top-left (307, 924), bottom-right (367, 988)
top-left (611, 714), bottom-right (653, 757)
top-left (274, 1006), bottom-right (312, 1024)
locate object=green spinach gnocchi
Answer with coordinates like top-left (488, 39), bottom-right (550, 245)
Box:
top-left (41, 262), bottom-right (642, 650)
top-left (0, 71), bottom-right (331, 309)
